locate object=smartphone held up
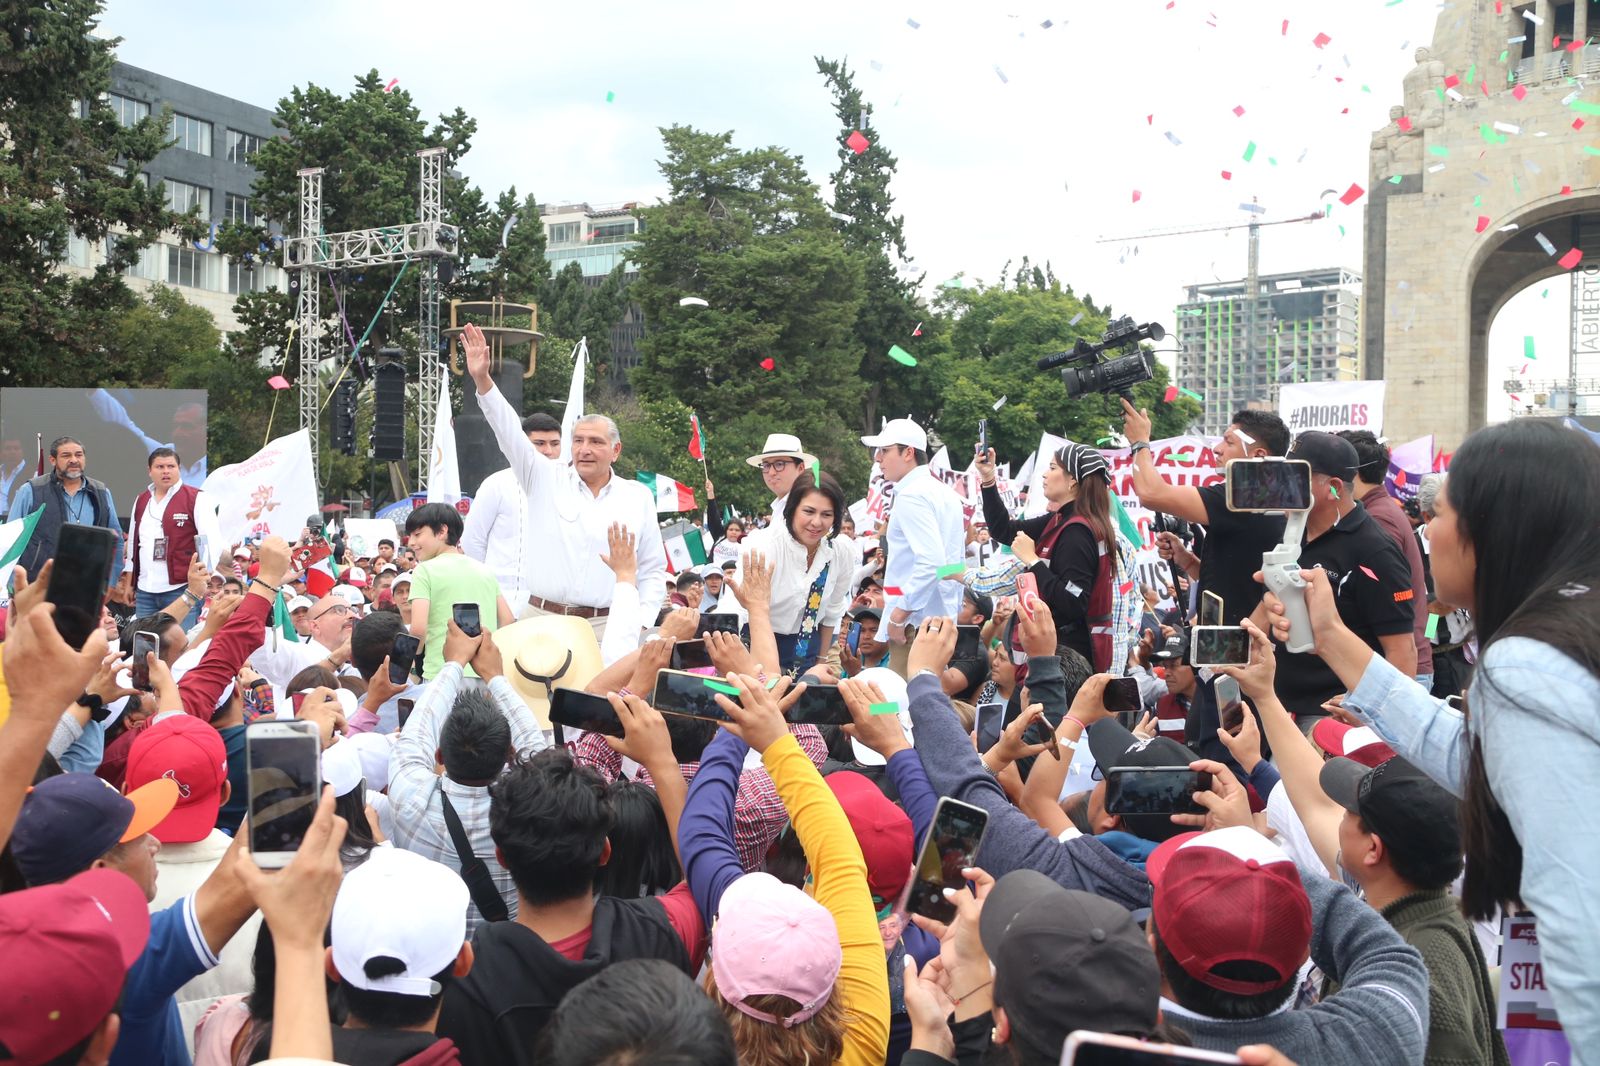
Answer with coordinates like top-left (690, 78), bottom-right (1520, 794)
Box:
top-left (245, 720), bottom-right (322, 868)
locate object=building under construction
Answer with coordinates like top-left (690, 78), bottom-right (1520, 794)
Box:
top-left (1174, 267), bottom-right (1362, 435)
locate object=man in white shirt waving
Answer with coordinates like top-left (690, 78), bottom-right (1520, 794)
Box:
top-left (860, 417), bottom-right (965, 675)
top-left (460, 411), bottom-right (564, 609)
top-left (463, 323), bottom-right (667, 638)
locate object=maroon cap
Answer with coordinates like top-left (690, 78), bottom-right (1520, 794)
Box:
top-left (1311, 719), bottom-right (1396, 769)
top-left (0, 868), bottom-right (150, 1065)
top-left (125, 716), bottom-right (229, 843)
top-left (824, 771), bottom-right (914, 902)
top-left (1148, 827), bottom-right (1312, 995)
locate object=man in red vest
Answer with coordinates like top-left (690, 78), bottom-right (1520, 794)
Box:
top-left (120, 447), bottom-right (220, 622)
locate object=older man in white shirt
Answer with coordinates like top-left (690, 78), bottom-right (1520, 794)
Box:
top-left (460, 411), bottom-right (564, 609)
top-left (463, 323), bottom-right (667, 639)
top-left (860, 417), bottom-right (966, 675)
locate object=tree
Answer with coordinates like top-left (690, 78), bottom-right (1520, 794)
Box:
top-left (629, 126), bottom-right (868, 517)
top-left (0, 0), bottom-right (200, 388)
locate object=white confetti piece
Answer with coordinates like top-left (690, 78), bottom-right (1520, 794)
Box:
top-left (1535, 231), bottom-right (1557, 255)
top-left (829, 211), bottom-right (854, 222)
top-left (869, 59), bottom-right (884, 71)
top-left (994, 65), bottom-right (1009, 84)
top-left (1165, 130), bottom-right (1182, 146)
top-left (1498, 223), bottom-right (1520, 232)
top-left (992, 396), bottom-right (1008, 411)
top-left (1445, 88), bottom-right (1464, 101)
top-left (1069, 312), bottom-right (1084, 326)
top-left (1524, 158), bottom-right (1542, 174)
top-left (1562, 90), bottom-right (1581, 105)
top-left (906, 17), bottom-right (921, 29)
top-left (1508, 34), bottom-right (1527, 43)
top-left (1493, 121), bottom-right (1521, 134)
top-left (1523, 9), bottom-right (1543, 24)
top-left (1558, 583), bottom-right (1591, 597)
top-left (1428, 163), bottom-right (1446, 172)
top-left (678, 296), bottom-right (709, 308)
top-left (1236, 430), bottom-right (1256, 446)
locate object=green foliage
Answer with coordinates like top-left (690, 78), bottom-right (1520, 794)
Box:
top-left (0, 0), bottom-right (197, 387)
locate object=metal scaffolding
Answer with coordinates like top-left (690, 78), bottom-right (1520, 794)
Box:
top-left (285, 147), bottom-right (454, 485)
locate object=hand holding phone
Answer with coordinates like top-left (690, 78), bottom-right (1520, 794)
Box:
top-left (548, 688), bottom-right (626, 738)
top-left (1016, 572), bottom-right (1040, 621)
top-left (1101, 676), bottom-right (1141, 714)
top-left (246, 720), bottom-right (322, 868)
top-left (388, 633), bottom-right (420, 685)
top-left (900, 797), bottom-right (988, 924)
top-left (130, 631), bottom-right (159, 691)
top-left (451, 602), bottom-right (481, 639)
top-left (46, 524), bottom-right (118, 650)
top-left (1190, 626), bottom-right (1251, 668)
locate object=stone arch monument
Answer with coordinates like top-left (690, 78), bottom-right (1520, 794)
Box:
top-left (1364, 0), bottom-right (1600, 446)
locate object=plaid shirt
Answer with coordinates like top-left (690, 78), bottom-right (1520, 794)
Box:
top-left (568, 725), bottom-right (828, 871)
top-left (390, 664), bottom-right (548, 935)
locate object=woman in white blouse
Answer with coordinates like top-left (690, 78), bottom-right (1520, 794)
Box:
top-left (728, 470), bottom-right (850, 676)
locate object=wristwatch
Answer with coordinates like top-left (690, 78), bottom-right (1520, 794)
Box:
top-left (76, 692), bottom-right (110, 723)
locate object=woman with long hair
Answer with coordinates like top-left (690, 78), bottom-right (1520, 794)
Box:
top-left (711, 517), bottom-right (746, 566)
top-left (728, 471), bottom-right (852, 676)
top-left (976, 443), bottom-right (1123, 671)
top-left (596, 780), bottom-right (682, 899)
top-left (1261, 419), bottom-right (1600, 1051)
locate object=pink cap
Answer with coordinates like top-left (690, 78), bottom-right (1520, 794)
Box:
top-left (710, 873), bottom-right (841, 1027)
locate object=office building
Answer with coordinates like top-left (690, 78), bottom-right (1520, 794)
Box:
top-left (540, 202), bottom-right (645, 381)
top-left (60, 62), bottom-right (285, 335)
top-left (1174, 267), bottom-right (1361, 435)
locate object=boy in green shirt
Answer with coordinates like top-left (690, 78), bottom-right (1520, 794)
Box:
top-left (405, 502), bottom-right (512, 679)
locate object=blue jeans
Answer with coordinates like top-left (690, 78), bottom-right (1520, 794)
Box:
top-left (136, 586), bottom-right (199, 628)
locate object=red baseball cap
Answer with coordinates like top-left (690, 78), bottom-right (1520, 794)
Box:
top-left (125, 716), bottom-right (229, 843)
top-left (824, 771), bottom-right (914, 902)
top-left (0, 868), bottom-right (150, 1065)
top-left (1311, 719), bottom-right (1396, 769)
top-left (1148, 827), bottom-right (1312, 995)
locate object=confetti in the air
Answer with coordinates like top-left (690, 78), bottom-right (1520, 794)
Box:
top-left (679, 297), bottom-right (709, 308)
top-left (906, 17), bottom-right (921, 28)
top-left (846, 130), bottom-right (870, 154)
top-left (887, 345), bottom-right (918, 367)
top-left (1069, 312), bottom-right (1084, 326)
top-left (1312, 31), bottom-right (1332, 48)
top-left (1560, 247), bottom-right (1585, 270)
top-left (1165, 131), bottom-right (1182, 146)
top-left (268, 375), bottom-right (291, 390)
top-left (760, 357), bottom-right (776, 371)
top-left (993, 396), bottom-right (1008, 411)
top-left (994, 65), bottom-right (1009, 84)
top-left (384, 78), bottom-right (399, 92)
top-left (1535, 232), bottom-right (1557, 256)
top-left (500, 214), bottom-right (519, 248)
top-left (1338, 183), bottom-right (1365, 205)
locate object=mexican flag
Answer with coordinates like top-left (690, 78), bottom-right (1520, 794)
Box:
top-left (637, 471), bottom-right (697, 513)
top-left (302, 543), bottom-right (341, 598)
top-left (272, 589), bottom-right (300, 643)
top-left (664, 530), bottom-right (709, 574)
top-left (0, 506), bottom-right (43, 573)
top-left (687, 412), bottom-right (704, 461)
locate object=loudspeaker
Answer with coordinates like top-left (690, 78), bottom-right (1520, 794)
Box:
top-left (287, 271), bottom-right (301, 299)
top-left (371, 362), bottom-right (407, 462)
top-left (331, 377), bottom-right (358, 456)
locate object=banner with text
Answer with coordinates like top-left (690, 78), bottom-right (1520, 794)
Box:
top-left (1278, 380), bottom-right (1385, 435)
top-left (201, 429), bottom-right (318, 547)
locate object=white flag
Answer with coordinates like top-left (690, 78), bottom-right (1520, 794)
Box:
top-left (558, 337), bottom-right (588, 464)
top-left (427, 367), bottom-right (461, 503)
top-left (202, 428), bottom-right (318, 545)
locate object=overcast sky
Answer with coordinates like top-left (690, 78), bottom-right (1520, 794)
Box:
top-left (98, 0), bottom-right (1563, 428)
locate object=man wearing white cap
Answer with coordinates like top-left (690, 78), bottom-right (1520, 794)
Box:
top-left (286, 594), bottom-right (314, 638)
top-left (860, 417), bottom-right (965, 674)
top-left (704, 433), bottom-right (817, 544)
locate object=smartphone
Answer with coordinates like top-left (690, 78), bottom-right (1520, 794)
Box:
top-left (245, 719), bottom-right (322, 868)
top-left (1017, 572), bottom-right (1040, 620)
top-left (952, 624), bottom-right (983, 662)
top-left (130, 631), bottom-right (159, 691)
top-left (195, 534), bottom-right (209, 566)
top-left (786, 682), bottom-right (852, 726)
top-left (1190, 625), bottom-right (1251, 667)
top-left (1215, 675), bottom-right (1245, 733)
top-left (651, 668), bottom-right (735, 722)
top-left (974, 701), bottom-right (1005, 753)
top-left (452, 602), bottom-right (481, 638)
top-left (696, 613), bottom-right (741, 637)
top-left (977, 418), bottom-right (989, 457)
top-left (847, 621), bottom-right (863, 656)
top-left (389, 633), bottom-right (420, 684)
top-left (901, 797), bottom-right (989, 924)
top-left (45, 524), bottom-right (117, 650)
top-left (1102, 676), bottom-right (1140, 713)
top-left (1200, 590), bottom-right (1224, 628)
top-left (671, 638), bottom-right (714, 672)
top-left (290, 690), bottom-right (310, 716)
top-left (1062, 1030), bottom-right (1243, 1064)
top-left (396, 698), bottom-right (415, 730)
top-left (1225, 457), bottom-right (1313, 513)
top-left (1103, 766), bottom-right (1210, 816)
top-left (549, 688), bottom-right (626, 738)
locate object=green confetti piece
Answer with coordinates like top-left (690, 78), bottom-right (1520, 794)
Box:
top-left (1243, 141), bottom-right (1256, 162)
top-left (1268, 156), bottom-right (1278, 166)
top-left (869, 702), bottom-right (900, 716)
top-left (1179, 387), bottom-right (1204, 401)
top-left (1479, 124), bottom-right (1506, 145)
top-left (1338, 225), bottom-right (1346, 238)
top-left (1499, 50), bottom-right (1509, 63)
top-left (1472, 195), bottom-right (1483, 207)
top-left (1388, 174), bottom-right (1404, 184)
top-left (1425, 613), bottom-right (1440, 639)
top-left (605, 90), bottom-right (615, 103)
top-left (1466, 64), bottom-right (1476, 85)
top-left (1524, 336), bottom-right (1537, 359)
top-left (1542, 288), bottom-right (1550, 298)
top-left (887, 344), bottom-right (918, 366)
top-left (1169, 453), bottom-right (1196, 463)
top-left (936, 563), bottom-right (965, 578)
top-left (703, 679), bottom-right (740, 696)
top-left (1571, 100), bottom-right (1600, 115)
top-left (1095, 437), bottom-right (1116, 445)
top-left (1585, 146), bottom-right (1600, 156)
top-left (811, 459), bottom-right (821, 484)
top-left (1429, 145), bottom-right (1450, 157)
top-left (1361, 84), bottom-right (1371, 93)
top-left (1513, 177), bottom-right (1522, 196)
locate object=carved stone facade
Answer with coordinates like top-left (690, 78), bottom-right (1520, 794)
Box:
top-left (1363, 0), bottom-right (1600, 446)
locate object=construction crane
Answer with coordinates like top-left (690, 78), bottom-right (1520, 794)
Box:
top-left (1095, 207), bottom-right (1326, 373)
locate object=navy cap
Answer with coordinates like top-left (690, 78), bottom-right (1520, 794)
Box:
top-left (11, 774), bottom-right (177, 886)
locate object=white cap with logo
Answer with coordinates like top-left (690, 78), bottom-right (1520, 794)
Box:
top-left (331, 848), bottom-right (469, 996)
top-left (860, 417), bottom-right (928, 452)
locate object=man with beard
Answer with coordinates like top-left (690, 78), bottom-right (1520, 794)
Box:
top-left (10, 435), bottom-right (125, 588)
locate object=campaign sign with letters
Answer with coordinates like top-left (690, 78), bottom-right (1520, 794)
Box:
top-left (1278, 380), bottom-right (1385, 435)
top-left (1498, 915), bottom-right (1571, 1066)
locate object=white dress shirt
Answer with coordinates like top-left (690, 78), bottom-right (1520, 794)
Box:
top-left (460, 467), bottom-right (528, 607)
top-left (125, 484), bottom-right (221, 593)
top-left (882, 465), bottom-right (966, 626)
top-left (248, 632), bottom-right (358, 706)
top-left (0, 460), bottom-right (27, 519)
top-left (476, 383), bottom-right (668, 619)
top-left (728, 526), bottom-right (851, 635)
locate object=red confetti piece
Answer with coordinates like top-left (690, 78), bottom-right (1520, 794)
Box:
top-left (1513, 84), bottom-right (1528, 101)
top-left (1494, 0), bottom-right (1502, 11)
top-left (268, 375), bottom-right (291, 390)
top-left (1281, 19), bottom-right (1289, 35)
top-left (1166, 1), bottom-right (1174, 7)
top-left (1312, 31), bottom-right (1331, 48)
top-left (1568, 39), bottom-right (1586, 52)
top-left (1562, 184), bottom-right (1574, 195)
top-left (1560, 248), bottom-right (1584, 270)
top-left (1444, 74), bottom-right (1460, 89)
top-left (1554, 35), bottom-right (1562, 48)
top-left (883, 586), bottom-right (905, 596)
top-left (1147, 114), bottom-right (1154, 125)
top-left (384, 78), bottom-right (399, 92)
top-left (846, 130), bottom-right (870, 154)
top-left (1574, 118), bottom-right (1587, 131)
top-left (912, 321), bottom-right (923, 337)
top-left (1394, 469), bottom-right (1407, 487)
top-left (1475, 216), bottom-right (1490, 233)
top-left (1220, 169), bottom-right (1232, 180)
top-left (1338, 183), bottom-right (1365, 205)
top-left (1397, 115), bottom-right (1412, 132)
top-left (1164, 385), bottom-right (1180, 402)
top-left (1360, 565), bottom-right (1378, 581)
top-left (1132, 189), bottom-right (1142, 203)
top-left (759, 357), bottom-right (775, 371)
top-left (1232, 105), bottom-right (1245, 117)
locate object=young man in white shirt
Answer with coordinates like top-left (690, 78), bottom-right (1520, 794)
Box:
top-left (859, 418), bottom-right (965, 676)
top-left (119, 447), bottom-right (220, 622)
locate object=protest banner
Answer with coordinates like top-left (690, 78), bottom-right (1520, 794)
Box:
top-left (201, 429), bottom-right (317, 546)
top-left (1498, 915), bottom-right (1571, 1065)
top-left (342, 518), bottom-right (401, 559)
top-left (1279, 380), bottom-right (1386, 435)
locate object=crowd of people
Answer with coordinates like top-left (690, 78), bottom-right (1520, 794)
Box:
top-left (0, 323), bottom-right (1596, 1066)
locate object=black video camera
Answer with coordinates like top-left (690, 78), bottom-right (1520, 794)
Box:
top-left (1037, 316), bottom-right (1165, 401)
top-left (1151, 511), bottom-right (1193, 543)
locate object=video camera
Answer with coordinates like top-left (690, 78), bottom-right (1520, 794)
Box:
top-left (1036, 316), bottom-right (1165, 401)
top-left (1150, 510), bottom-right (1193, 543)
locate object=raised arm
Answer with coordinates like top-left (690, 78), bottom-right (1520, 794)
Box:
top-left (1120, 400), bottom-right (1209, 524)
top-left (679, 728), bottom-right (751, 924)
top-left (464, 323), bottom-right (548, 496)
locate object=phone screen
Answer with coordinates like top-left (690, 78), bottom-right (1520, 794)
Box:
top-left (130, 631), bottom-right (159, 691)
top-left (549, 688), bottom-right (625, 737)
top-left (1104, 767), bottom-right (1210, 816)
top-left (1215, 676), bottom-right (1245, 733)
top-left (1200, 590), bottom-right (1224, 628)
top-left (974, 702), bottom-right (1005, 753)
top-left (952, 624), bottom-right (982, 662)
top-left (977, 418), bottom-right (989, 456)
top-left (671, 639), bottom-right (714, 672)
top-left (1190, 626), bottom-right (1251, 667)
top-left (651, 670), bottom-right (735, 722)
top-left (396, 698), bottom-right (415, 729)
top-left (847, 621), bottom-right (863, 656)
top-left (246, 724), bottom-right (321, 863)
top-left (195, 534), bottom-right (210, 565)
top-left (452, 602), bottom-right (481, 638)
top-left (389, 633), bottom-right (420, 684)
top-left (786, 683), bottom-right (851, 726)
top-left (696, 613), bottom-right (741, 637)
top-left (46, 524), bottom-right (117, 650)
top-left (1065, 1032), bottom-right (1244, 1064)
top-left (1225, 458), bottom-right (1312, 512)
top-left (1102, 676), bottom-right (1141, 713)
top-left (903, 798), bottom-right (988, 924)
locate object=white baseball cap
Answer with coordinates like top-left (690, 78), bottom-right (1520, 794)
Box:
top-left (392, 572), bottom-right (413, 587)
top-left (331, 848), bottom-right (469, 996)
top-left (286, 595), bottom-right (314, 614)
top-left (335, 584), bottom-right (368, 608)
top-left (321, 738), bottom-right (365, 798)
top-left (860, 418), bottom-right (928, 452)
top-left (848, 667), bottom-right (914, 766)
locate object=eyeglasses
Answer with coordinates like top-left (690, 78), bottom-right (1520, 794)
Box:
top-left (313, 604), bottom-right (351, 620)
top-left (759, 459), bottom-right (796, 473)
